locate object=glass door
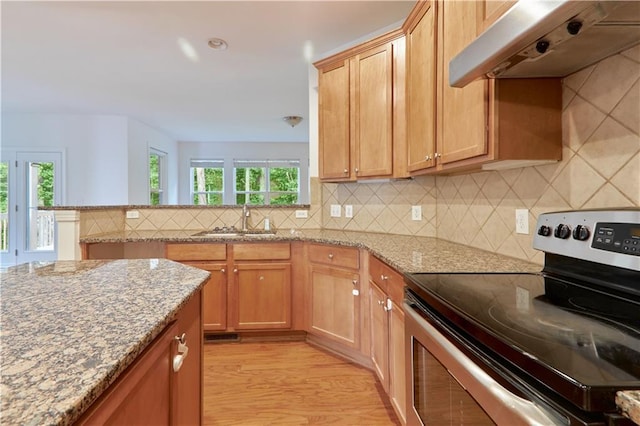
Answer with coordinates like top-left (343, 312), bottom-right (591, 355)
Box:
top-left (0, 151), bottom-right (62, 267)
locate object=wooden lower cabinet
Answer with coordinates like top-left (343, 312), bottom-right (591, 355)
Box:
top-left (77, 291), bottom-right (203, 425)
top-left (309, 264), bottom-right (361, 349)
top-left (369, 255), bottom-right (407, 424)
top-left (230, 262), bottom-right (292, 330)
top-left (185, 262), bottom-right (227, 332)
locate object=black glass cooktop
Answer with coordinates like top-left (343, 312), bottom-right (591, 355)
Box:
top-left (405, 271), bottom-right (640, 412)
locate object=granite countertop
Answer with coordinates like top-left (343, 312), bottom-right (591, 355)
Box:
top-left (81, 228), bottom-right (543, 274)
top-left (617, 391), bottom-right (640, 425)
top-left (0, 259), bottom-right (210, 426)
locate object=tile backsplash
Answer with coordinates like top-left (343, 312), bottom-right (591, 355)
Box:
top-left (322, 47), bottom-right (640, 265)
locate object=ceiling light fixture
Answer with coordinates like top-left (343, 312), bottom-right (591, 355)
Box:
top-left (207, 38), bottom-right (228, 50)
top-left (283, 116), bottom-right (303, 128)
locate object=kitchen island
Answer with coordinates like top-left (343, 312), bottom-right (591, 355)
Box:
top-left (0, 259), bottom-right (210, 425)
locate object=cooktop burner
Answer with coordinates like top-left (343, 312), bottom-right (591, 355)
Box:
top-left (405, 271), bottom-right (640, 411)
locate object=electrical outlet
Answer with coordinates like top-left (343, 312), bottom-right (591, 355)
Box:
top-left (345, 205), bottom-right (353, 218)
top-left (330, 204), bottom-right (341, 218)
top-left (411, 205), bottom-right (422, 221)
top-left (295, 210), bottom-right (308, 219)
top-left (515, 209), bottom-right (529, 234)
top-left (126, 210), bottom-right (139, 219)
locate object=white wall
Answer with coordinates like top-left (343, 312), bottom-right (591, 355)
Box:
top-left (178, 141), bottom-right (310, 205)
top-left (1, 113), bottom-right (129, 205)
top-left (127, 119), bottom-right (179, 204)
top-left (1, 113), bottom-right (179, 205)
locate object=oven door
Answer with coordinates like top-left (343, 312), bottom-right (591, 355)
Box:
top-left (404, 300), bottom-right (564, 426)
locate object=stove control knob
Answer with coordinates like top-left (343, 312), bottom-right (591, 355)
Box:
top-left (554, 224), bottom-right (571, 239)
top-left (572, 225), bottom-right (590, 241)
top-left (537, 225), bottom-right (552, 237)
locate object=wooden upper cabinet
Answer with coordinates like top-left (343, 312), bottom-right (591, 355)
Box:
top-left (402, 0), bottom-right (561, 174)
top-left (315, 30), bottom-right (407, 182)
top-left (477, 0), bottom-right (517, 33)
top-left (438, 0), bottom-right (489, 166)
top-left (405, 0), bottom-right (437, 172)
top-left (352, 43), bottom-right (393, 178)
top-left (318, 60), bottom-right (351, 180)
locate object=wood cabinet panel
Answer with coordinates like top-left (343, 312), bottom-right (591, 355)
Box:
top-left (307, 244), bottom-right (359, 270)
top-left (185, 262), bottom-right (227, 332)
top-left (439, 0), bottom-right (488, 165)
top-left (369, 281), bottom-right (390, 393)
top-left (230, 263), bottom-right (292, 330)
top-left (166, 243), bottom-right (226, 261)
top-left (353, 43), bottom-right (393, 178)
top-left (318, 60), bottom-right (351, 180)
top-left (405, 0), bottom-right (437, 172)
top-left (369, 256), bottom-right (404, 305)
top-left (477, 0), bottom-right (517, 33)
top-left (172, 291), bottom-right (203, 425)
top-left (389, 303), bottom-right (406, 424)
top-left (232, 243), bottom-right (290, 261)
top-left (309, 265), bottom-right (360, 348)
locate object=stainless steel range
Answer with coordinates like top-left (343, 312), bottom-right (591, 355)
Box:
top-left (404, 209), bottom-right (640, 425)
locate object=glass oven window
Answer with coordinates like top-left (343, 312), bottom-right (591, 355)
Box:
top-left (412, 337), bottom-right (495, 425)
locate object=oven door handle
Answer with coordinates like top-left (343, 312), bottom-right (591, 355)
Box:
top-left (404, 302), bottom-right (565, 426)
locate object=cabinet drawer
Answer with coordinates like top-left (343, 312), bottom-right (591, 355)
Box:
top-left (232, 243), bottom-right (291, 261)
top-left (308, 244), bottom-right (359, 270)
top-left (166, 244), bottom-right (226, 261)
top-left (370, 255), bottom-right (404, 305)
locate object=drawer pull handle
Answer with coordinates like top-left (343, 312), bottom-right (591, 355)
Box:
top-left (328, 254), bottom-right (334, 260)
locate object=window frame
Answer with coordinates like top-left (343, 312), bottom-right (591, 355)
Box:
top-left (233, 159), bottom-right (300, 206)
top-left (149, 148), bottom-right (167, 206)
top-left (189, 159), bottom-right (225, 206)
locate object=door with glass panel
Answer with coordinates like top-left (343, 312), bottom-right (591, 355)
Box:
top-left (0, 152), bottom-right (62, 267)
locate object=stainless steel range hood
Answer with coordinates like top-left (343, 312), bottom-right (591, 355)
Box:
top-left (450, 1), bottom-right (640, 88)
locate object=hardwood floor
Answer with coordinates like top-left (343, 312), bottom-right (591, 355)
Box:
top-left (203, 341), bottom-right (400, 425)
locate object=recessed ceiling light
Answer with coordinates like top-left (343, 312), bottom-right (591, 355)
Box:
top-left (207, 38), bottom-right (228, 51)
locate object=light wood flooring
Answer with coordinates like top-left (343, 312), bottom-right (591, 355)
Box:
top-left (203, 341), bottom-right (400, 425)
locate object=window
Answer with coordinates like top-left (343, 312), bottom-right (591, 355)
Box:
top-left (190, 160), bottom-right (224, 205)
top-left (233, 160), bottom-right (300, 205)
top-left (149, 149), bottom-right (167, 205)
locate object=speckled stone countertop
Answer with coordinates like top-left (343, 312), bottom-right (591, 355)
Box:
top-left (0, 259), bottom-right (210, 426)
top-left (617, 391), bottom-right (640, 425)
top-left (81, 228), bottom-right (542, 274)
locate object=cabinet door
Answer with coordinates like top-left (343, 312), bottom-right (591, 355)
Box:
top-left (318, 60), bottom-right (351, 181)
top-left (77, 322), bottom-right (177, 425)
top-left (439, 0), bottom-right (488, 165)
top-left (353, 43), bottom-right (393, 178)
top-left (388, 302), bottom-right (406, 424)
top-left (231, 263), bottom-right (292, 330)
top-left (172, 290), bottom-right (203, 426)
top-left (369, 282), bottom-right (390, 392)
top-left (309, 265), bottom-right (360, 349)
top-left (186, 262), bottom-right (226, 332)
top-left (477, 0), bottom-right (517, 33)
top-left (406, 0), bottom-right (437, 172)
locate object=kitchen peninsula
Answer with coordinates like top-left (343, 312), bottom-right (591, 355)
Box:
top-left (0, 259), bottom-right (209, 425)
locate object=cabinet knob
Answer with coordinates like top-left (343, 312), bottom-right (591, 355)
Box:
top-left (343, 169), bottom-right (348, 174)
top-left (380, 274), bottom-right (388, 281)
top-left (354, 168), bottom-right (359, 174)
top-left (434, 152), bottom-right (442, 158)
top-left (352, 279), bottom-right (357, 286)
top-left (259, 275), bottom-right (264, 281)
top-left (233, 268), bottom-right (238, 273)
top-left (328, 253), bottom-right (334, 260)
top-left (378, 300), bottom-right (385, 306)
top-left (220, 268), bottom-right (226, 274)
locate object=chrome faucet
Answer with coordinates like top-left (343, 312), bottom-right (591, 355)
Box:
top-left (241, 204), bottom-right (250, 232)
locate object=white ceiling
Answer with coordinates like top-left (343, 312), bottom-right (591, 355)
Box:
top-left (2, 1), bottom-right (415, 143)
